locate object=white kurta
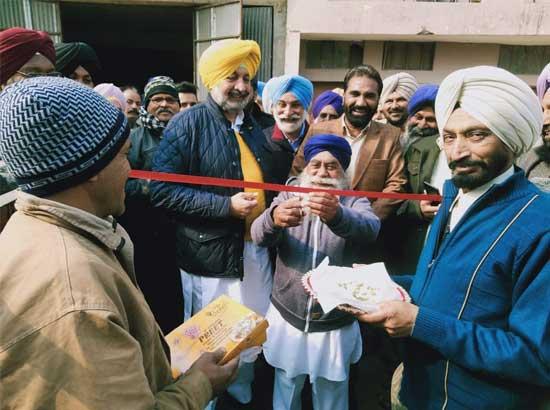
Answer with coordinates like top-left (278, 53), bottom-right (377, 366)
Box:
top-left (263, 303), bottom-right (363, 382)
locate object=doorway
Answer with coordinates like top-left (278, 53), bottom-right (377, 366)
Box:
top-left (60, 2), bottom-right (194, 92)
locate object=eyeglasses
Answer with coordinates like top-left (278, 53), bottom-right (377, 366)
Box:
top-left (16, 71), bottom-right (63, 79)
top-left (150, 96), bottom-right (179, 105)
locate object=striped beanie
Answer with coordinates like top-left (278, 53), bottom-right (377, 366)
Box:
top-left (143, 75), bottom-right (178, 108)
top-left (0, 76), bottom-right (129, 196)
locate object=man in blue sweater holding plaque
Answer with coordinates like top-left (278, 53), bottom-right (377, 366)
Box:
top-left (351, 66), bottom-right (550, 409)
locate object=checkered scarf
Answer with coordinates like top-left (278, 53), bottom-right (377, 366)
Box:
top-left (136, 106), bottom-right (168, 133)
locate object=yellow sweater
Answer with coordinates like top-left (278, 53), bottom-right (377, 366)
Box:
top-left (234, 131), bottom-right (266, 240)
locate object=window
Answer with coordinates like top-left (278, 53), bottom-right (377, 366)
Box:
top-left (382, 42), bottom-right (435, 71)
top-left (305, 40), bottom-right (363, 69)
top-left (498, 45), bottom-right (550, 75)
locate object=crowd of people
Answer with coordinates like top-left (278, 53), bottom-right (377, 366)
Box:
top-left (0, 26), bottom-right (549, 410)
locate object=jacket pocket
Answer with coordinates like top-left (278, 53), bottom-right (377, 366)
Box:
top-left (177, 226), bottom-right (232, 274)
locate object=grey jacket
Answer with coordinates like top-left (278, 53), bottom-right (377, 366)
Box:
top-left (251, 185), bottom-right (380, 332)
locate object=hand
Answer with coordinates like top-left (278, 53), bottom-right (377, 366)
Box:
top-left (349, 301), bottom-right (419, 338)
top-left (230, 192), bottom-right (258, 219)
top-left (420, 200), bottom-right (439, 221)
top-left (306, 192), bottom-right (340, 222)
top-left (273, 197), bottom-right (303, 228)
top-left (187, 349), bottom-right (239, 397)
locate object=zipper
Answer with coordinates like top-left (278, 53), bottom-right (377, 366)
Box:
top-left (440, 194), bottom-right (538, 410)
top-left (304, 216), bottom-right (321, 333)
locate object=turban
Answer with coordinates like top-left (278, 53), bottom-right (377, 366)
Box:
top-left (536, 63), bottom-right (550, 102)
top-left (312, 90), bottom-right (344, 119)
top-left (262, 75), bottom-right (314, 113)
top-left (94, 83), bottom-right (127, 111)
top-left (198, 39), bottom-right (261, 90)
top-left (55, 42), bottom-right (101, 80)
top-left (435, 66), bottom-right (542, 157)
top-left (0, 27), bottom-right (55, 85)
top-left (408, 84), bottom-right (439, 116)
top-left (0, 77), bottom-right (129, 197)
top-left (257, 81), bottom-right (266, 98)
top-left (380, 72), bottom-right (419, 106)
top-left (143, 76), bottom-right (178, 108)
top-left (304, 134), bottom-right (352, 171)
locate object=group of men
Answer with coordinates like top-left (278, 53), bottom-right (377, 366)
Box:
top-left (0, 25), bottom-right (549, 410)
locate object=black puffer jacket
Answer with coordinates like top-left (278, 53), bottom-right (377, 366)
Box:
top-left (151, 95), bottom-right (280, 279)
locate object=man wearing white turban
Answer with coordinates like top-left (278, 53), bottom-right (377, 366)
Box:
top-left (379, 72), bottom-right (419, 132)
top-left (350, 66), bottom-right (550, 409)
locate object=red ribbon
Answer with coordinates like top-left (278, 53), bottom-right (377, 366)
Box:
top-left (129, 170), bottom-right (442, 202)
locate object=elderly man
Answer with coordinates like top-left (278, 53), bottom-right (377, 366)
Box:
top-left (0, 27), bottom-right (57, 195)
top-left (520, 112), bottom-right (550, 192)
top-left (252, 134), bottom-right (380, 410)
top-left (121, 85), bottom-right (142, 128)
top-left (123, 75), bottom-right (182, 334)
top-left (55, 41), bottom-right (101, 87)
top-left (387, 84), bottom-right (451, 275)
top-left (0, 76), bottom-right (237, 409)
top-left (151, 39), bottom-right (279, 408)
top-left (262, 74), bottom-right (314, 184)
top-left (352, 66), bottom-right (550, 409)
top-left (312, 90), bottom-right (344, 123)
top-left (292, 65), bottom-right (407, 222)
top-left (378, 72), bottom-right (419, 137)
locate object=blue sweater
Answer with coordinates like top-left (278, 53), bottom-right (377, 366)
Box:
top-left (395, 170), bottom-right (550, 410)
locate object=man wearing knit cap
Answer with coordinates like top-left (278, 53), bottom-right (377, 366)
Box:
top-left (262, 74), bottom-right (314, 184)
top-left (312, 90), bottom-right (344, 124)
top-left (378, 72), bottom-right (419, 135)
top-left (252, 134), bottom-right (380, 410)
top-left (0, 27), bottom-right (57, 195)
top-left (124, 75), bottom-right (182, 334)
top-left (55, 41), bottom-right (101, 87)
top-left (151, 39), bottom-right (280, 408)
top-left (351, 66), bottom-right (550, 409)
top-left (0, 77), bottom-right (237, 409)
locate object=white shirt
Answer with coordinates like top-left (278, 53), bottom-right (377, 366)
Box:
top-left (429, 149), bottom-right (452, 194)
top-left (342, 117), bottom-right (370, 182)
top-left (231, 110), bottom-right (245, 132)
top-left (449, 166), bottom-right (514, 232)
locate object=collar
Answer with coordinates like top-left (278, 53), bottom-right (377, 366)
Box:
top-left (272, 121), bottom-right (308, 151)
top-left (450, 166), bottom-right (515, 210)
top-left (342, 115), bottom-right (370, 140)
top-left (231, 110), bottom-right (245, 132)
top-left (15, 191), bottom-right (129, 252)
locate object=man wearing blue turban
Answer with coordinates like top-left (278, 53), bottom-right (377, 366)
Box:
top-left (262, 74), bottom-right (315, 184)
top-left (312, 90), bottom-right (344, 123)
top-left (251, 134), bottom-right (380, 410)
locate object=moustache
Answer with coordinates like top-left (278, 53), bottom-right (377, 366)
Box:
top-left (228, 90), bottom-right (249, 99)
top-left (278, 115), bottom-right (302, 122)
top-left (128, 109), bottom-right (139, 115)
top-left (448, 158), bottom-right (487, 171)
top-left (156, 108), bottom-right (174, 115)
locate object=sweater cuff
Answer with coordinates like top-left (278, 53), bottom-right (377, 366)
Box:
top-left (179, 369), bottom-right (213, 408)
top-left (410, 306), bottom-right (448, 350)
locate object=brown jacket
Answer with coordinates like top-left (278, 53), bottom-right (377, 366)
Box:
top-left (291, 118), bottom-right (407, 220)
top-left (0, 193), bottom-right (212, 410)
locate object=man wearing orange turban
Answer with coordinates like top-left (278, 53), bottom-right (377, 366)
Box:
top-left (151, 39), bottom-right (281, 408)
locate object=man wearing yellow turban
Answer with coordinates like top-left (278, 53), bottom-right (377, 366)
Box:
top-left (151, 39), bottom-right (283, 408)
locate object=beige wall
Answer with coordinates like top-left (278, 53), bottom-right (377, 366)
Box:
top-left (301, 40), bottom-right (539, 88)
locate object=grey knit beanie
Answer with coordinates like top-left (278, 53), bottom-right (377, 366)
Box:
top-left (0, 76), bottom-right (129, 196)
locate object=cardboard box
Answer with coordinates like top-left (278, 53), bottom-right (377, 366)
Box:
top-left (166, 295), bottom-right (268, 378)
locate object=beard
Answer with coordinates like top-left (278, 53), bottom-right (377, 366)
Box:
top-left (211, 85), bottom-right (253, 113)
top-left (297, 170), bottom-right (350, 190)
top-left (274, 111), bottom-right (307, 135)
top-left (344, 102), bottom-right (375, 129)
top-left (449, 152), bottom-right (510, 191)
top-left (385, 109), bottom-right (408, 128)
top-left (407, 124), bottom-right (439, 140)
